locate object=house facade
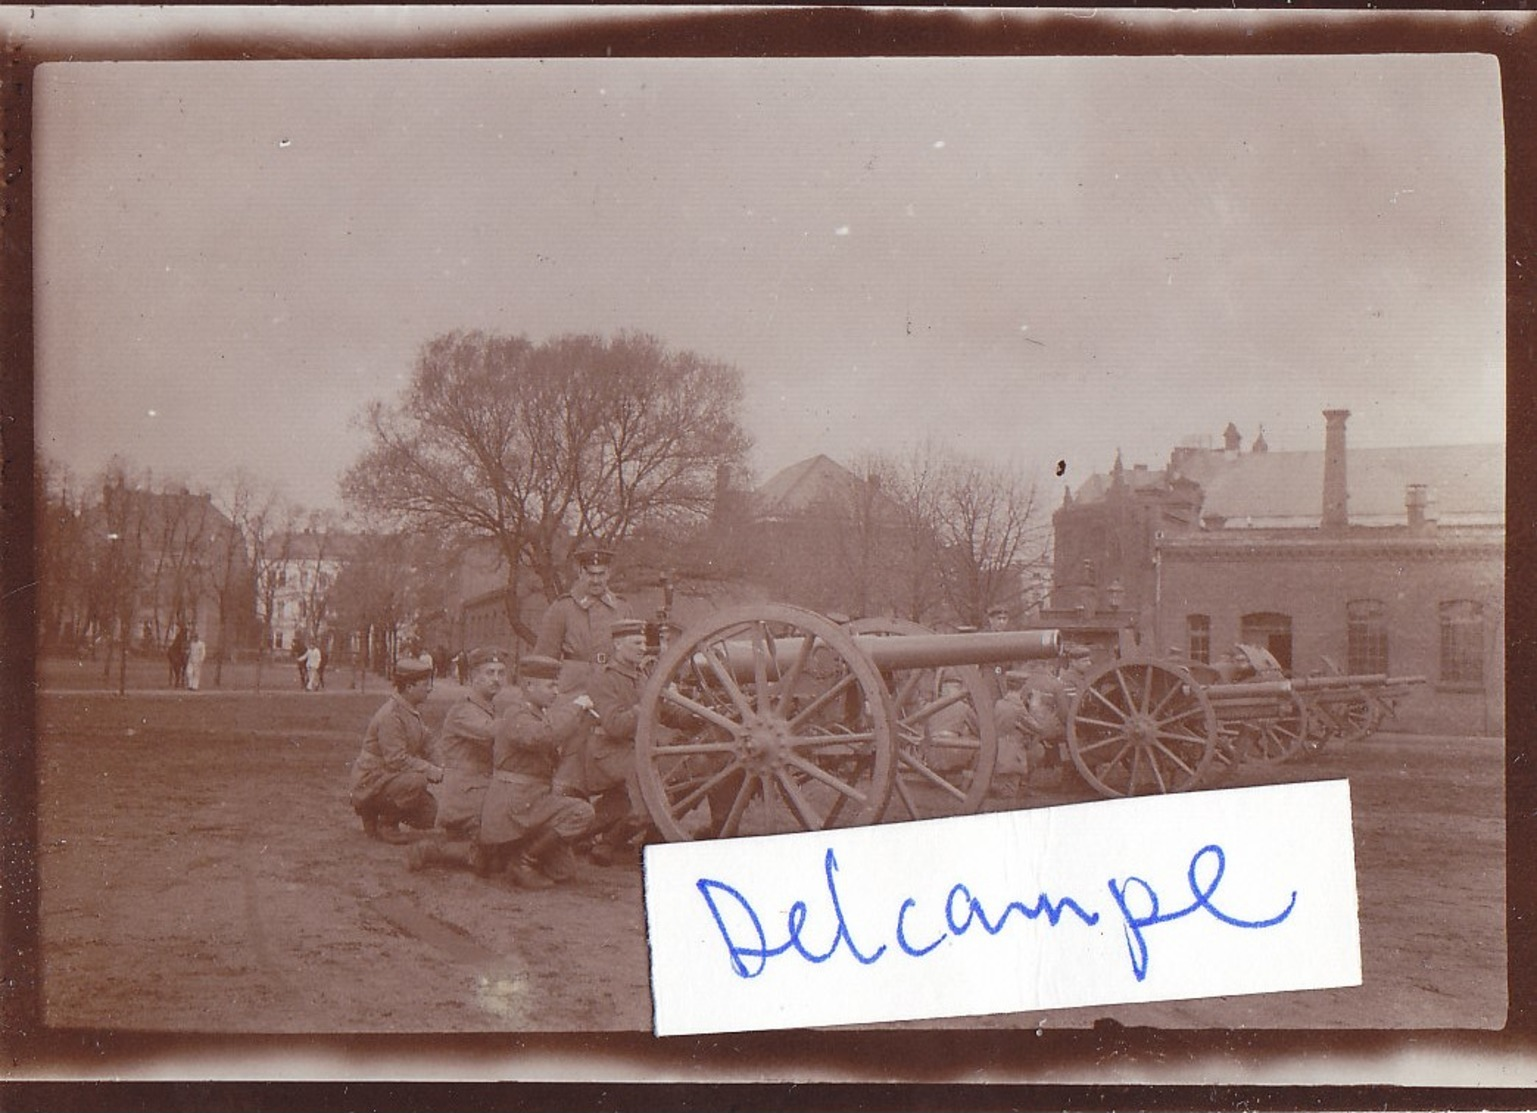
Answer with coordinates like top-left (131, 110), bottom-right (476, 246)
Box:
top-left (1050, 413), bottom-right (1504, 735)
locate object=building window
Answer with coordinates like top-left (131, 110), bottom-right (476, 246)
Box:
top-left (1239, 612), bottom-right (1294, 674)
top-left (1439, 600), bottom-right (1485, 687)
top-left (1346, 599), bottom-right (1388, 676)
top-left (1186, 614), bottom-right (1211, 664)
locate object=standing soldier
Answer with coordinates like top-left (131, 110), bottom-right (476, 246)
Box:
top-left (408, 646), bottom-right (505, 873)
top-left (533, 543), bottom-right (637, 696)
top-left (478, 655), bottom-right (597, 889)
top-left (350, 655), bottom-right (442, 843)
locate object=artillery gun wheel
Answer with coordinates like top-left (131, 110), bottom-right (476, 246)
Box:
top-left (1237, 692), bottom-right (1311, 766)
top-left (635, 604), bottom-right (896, 842)
top-left (846, 618), bottom-right (998, 821)
top-left (1303, 696), bottom-right (1381, 754)
top-left (1066, 659), bottom-right (1218, 797)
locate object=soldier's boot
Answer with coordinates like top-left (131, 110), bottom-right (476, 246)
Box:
top-left (358, 810), bottom-right (380, 839)
top-left (507, 831), bottom-right (560, 890)
top-left (537, 838), bottom-right (579, 883)
top-left (406, 837), bottom-right (473, 872)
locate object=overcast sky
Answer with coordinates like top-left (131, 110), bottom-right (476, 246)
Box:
top-left (34, 51), bottom-right (1505, 510)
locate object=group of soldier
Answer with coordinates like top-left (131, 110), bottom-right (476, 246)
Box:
top-left (346, 543), bottom-right (662, 889)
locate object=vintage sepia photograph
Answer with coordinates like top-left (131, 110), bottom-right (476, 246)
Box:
top-left (9, 5), bottom-right (1521, 1091)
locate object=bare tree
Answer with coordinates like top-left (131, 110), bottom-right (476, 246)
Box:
top-left (36, 457), bottom-right (94, 653)
top-left (92, 459), bottom-right (151, 694)
top-left (343, 329), bottom-right (750, 644)
top-left (248, 498), bottom-right (301, 693)
top-left (209, 471), bottom-right (265, 687)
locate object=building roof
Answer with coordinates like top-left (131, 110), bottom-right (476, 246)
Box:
top-left (1071, 441), bottom-right (1504, 529)
top-left (754, 454), bottom-right (873, 519)
top-left (1198, 443), bottom-right (1504, 528)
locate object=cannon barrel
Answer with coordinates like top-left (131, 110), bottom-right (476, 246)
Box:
top-left (1291, 673), bottom-right (1388, 693)
top-left (699, 627), bottom-right (1062, 680)
top-left (854, 628), bottom-right (1062, 671)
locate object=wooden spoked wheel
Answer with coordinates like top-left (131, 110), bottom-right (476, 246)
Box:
top-left (846, 618), bottom-right (998, 822)
top-left (635, 604), bottom-right (896, 842)
top-left (1066, 659), bottom-right (1218, 797)
top-left (1237, 692), bottom-right (1311, 766)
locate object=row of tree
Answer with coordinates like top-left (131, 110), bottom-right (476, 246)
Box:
top-left (342, 328), bottom-right (1051, 633)
top-left (35, 328), bottom-right (1055, 688)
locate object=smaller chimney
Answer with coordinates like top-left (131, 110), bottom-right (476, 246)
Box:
top-left (1406, 484), bottom-right (1433, 533)
top-left (1321, 409), bottom-right (1350, 530)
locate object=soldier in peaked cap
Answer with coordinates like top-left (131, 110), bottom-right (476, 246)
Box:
top-left (350, 656), bottom-right (443, 843)
top-left (533, 542), bottom-right (637, 696)
top-left (556, 617), bottom-right (656, 866)
top-left (407, 646), bottom-right (507, 874)
top-left (476, 654), bottom-right (597, 889)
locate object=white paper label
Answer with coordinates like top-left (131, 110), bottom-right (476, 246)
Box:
top-left (644, 780), bottom-right (1361, 1035)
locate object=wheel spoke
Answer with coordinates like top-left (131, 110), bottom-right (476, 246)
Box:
top-left (1076, 730), bottom-right (1134, 754)
top-left (889, 774), bottom-right (919, 820)
top-left (1114, 666), bottom-right (1140, 714)
top-left (1126, 745), bottom-right (1145, 792)
top-left (791, 729), bottom-right (878, 750)
top-left (772, 634), bottom-right (817, 716)
top-left (899, 687), bottom-right (968, 729)
top-left (660, 689), bottom-right (747, 736)
top-left (1076, 713), bottom-right (1134, 732)
top-left (703, 641), bottom-right (756, 719)
top-left (717, 772), bottom-right (760, 838)
top-left (773, 769), bottom-right (825, 830)
top-left (784, 752), bottom-right (868, 804)
top-left (1146, 748), bottom-right (1170, 793)
top-left (1149, 735), bottom-right (1201, 777)
top-left (787, 672), bottom-right (861, 730)
top-left (751, 624), bottom-right (772, 714)
top-left (650, 739), bottom-right (740, 756)
top-left (668, 758), bottom-right (749, 817)
top-left (897, 749), bottom-right (969, 802)
top-left (1088, 685), bottom-right (1131, 719)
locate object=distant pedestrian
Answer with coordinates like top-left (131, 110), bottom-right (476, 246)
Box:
top-left (304, 642), bottom-right (323, 692)
top-left (185, 631), bottom-right (207, 691)
top-left (294, 637), bottom-right (310, 690)
top-left (167, 626), bottom-right (188, 689)
top-left (316, 640), bottom-right (330, 691)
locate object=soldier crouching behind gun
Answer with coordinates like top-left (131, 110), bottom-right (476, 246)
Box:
top-left (476, 655), bottom-right (596, 889)
top-left (407, 646), bottom-right (505, 874)
top-left (553, 618), bottom-right (656, 866)
top-left (349, 655), bottom-right (443, 843)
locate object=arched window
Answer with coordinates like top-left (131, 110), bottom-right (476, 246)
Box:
top-left (1439, 600), bottom-right (1485, 687)
top-left (1346, 599), bottom-right (1388, 675)
top-left (1186, 614), bottom-right (1211, 664)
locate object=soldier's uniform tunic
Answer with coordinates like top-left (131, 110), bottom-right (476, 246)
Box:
top-left (533, 588), bottom-right (636, 695)
top-left (433, 690), bottom-right (497, 839)
top-left (579, 655), bottom-right (648, 834)
top-left (350, 692), bottom-right (438, 830)
top-left (480, 692), bottom-right (595, 849)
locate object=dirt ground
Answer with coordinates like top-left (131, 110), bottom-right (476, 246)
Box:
top-left (31, 666), bottom-right (1506, 1037)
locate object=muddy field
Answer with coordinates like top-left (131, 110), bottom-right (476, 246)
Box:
top-left (32, 675), bottom-right (1506, 1039)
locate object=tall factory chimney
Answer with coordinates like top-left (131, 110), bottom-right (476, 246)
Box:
top-left (1321, 409), bottom-right (1350, 529)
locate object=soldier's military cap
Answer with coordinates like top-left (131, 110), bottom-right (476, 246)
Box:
top-left (394, 656), bottom-right (435, 683)
top-left (520, 654), bottom-right (561, 680)
top-left (573, 543), bottom-right (615, 569)
top-left (610, 618), bottom-right (647, 640)
top-left (467, 646), bottom-right (509, 671)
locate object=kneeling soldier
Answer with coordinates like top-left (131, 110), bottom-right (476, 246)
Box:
top-left (479, 655), bottom-right (596, 889)
top-left (407, 646), bottom-right (504, 873)
top-left (350, 656), bottom-right (443, 843)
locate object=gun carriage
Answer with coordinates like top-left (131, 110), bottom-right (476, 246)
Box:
top-left (631, 604), bottom-right (1424, 841)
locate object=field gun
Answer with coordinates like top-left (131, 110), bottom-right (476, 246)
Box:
top-left (634, 603), bottom-right (1060, 842)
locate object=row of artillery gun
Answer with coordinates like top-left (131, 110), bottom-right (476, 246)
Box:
top-left (628, 602), bottom-right (1423, 843)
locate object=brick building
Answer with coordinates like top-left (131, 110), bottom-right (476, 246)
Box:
top-left (1051, 412), bottom-right (1504, 735)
